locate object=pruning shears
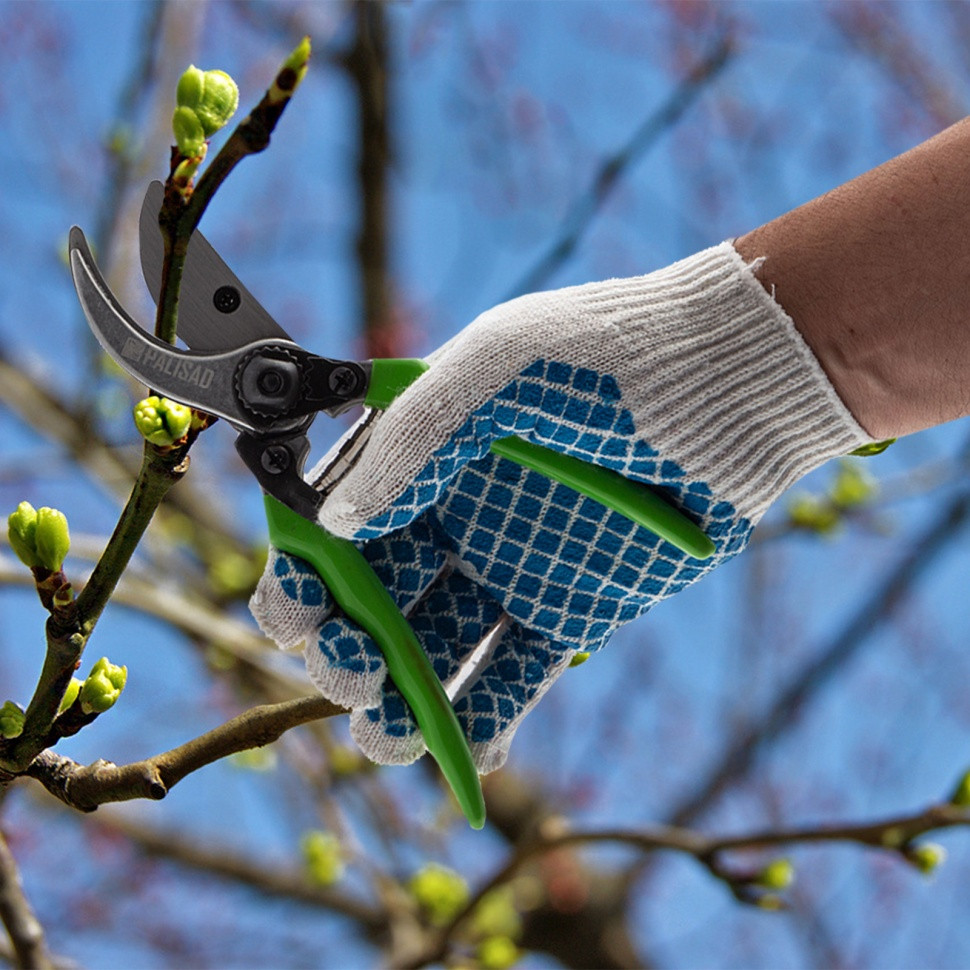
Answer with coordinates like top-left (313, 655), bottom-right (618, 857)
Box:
top-left (68, 181), bottom-right (713, 830)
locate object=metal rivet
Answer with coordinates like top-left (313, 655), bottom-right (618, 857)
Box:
top-left (260, 445), bottom-right (291, 474)
top-left (213, 285), bottom-right (241, 314)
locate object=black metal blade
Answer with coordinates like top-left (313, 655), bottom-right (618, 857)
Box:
top-left (139, 180), bottom-right (293, 350)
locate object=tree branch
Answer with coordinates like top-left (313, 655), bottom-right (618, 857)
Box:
top-left (0, 830), bottom-right (51, 970)
top-left (405, 795), bottom-right (970, 969)
top-left (26, 695), bottom-right (346, 812)
top-left (503, 34), bottom-right (733, 301)
top-left (666, 484), bottom-right (970, 829)
top-left (0, 40), bottom-right (313, 777)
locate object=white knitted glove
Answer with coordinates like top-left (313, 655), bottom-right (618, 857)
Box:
top-left (251, 242), bottom-right (872, 772)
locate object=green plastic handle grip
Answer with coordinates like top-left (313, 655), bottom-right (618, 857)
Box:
top-left (367, 358), bottom-right (715, 560)
top-left (270, 358), bottom-right (713, 830)
top-left (489, 438), bottom-right (715, 560)
top-left (264, 493), bottom-right (486, 830)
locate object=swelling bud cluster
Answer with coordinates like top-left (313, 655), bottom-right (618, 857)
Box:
top-left (7, 502), bottom-right (70, 572)
top-left (0, 701), bottom-right (25, 740)
top-left (79, 657), bottom-right (128, 715)
top-left (172, 66), bottom-right (239, 157)
top-left (133, 396), bottom-right (192, 447)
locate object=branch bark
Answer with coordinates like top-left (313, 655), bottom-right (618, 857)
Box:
top-left (26, 695), bottom-right (346, 812)
top-left (343, 0), bottom-right (396, 357)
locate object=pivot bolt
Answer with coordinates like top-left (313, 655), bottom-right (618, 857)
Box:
top-left (257, 370), bottom-right (285, 396)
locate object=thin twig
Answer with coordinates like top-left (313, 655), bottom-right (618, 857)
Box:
top-left (503, 35), bottom-right (733, 301)
top-left (0, 830), bottom-right (51, 970)
top-left (26, 696), bottom-right (346, 812)
top-left (666, 485), bottom-right (970, 828)
top-left (404, 798), bottom-right (970, 969)
top-left (154, 38), bottom-right (311, 342)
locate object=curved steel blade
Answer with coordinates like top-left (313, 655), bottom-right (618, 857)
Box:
top-left (70, 224), bottom-right (290, 432)
top-left (139, 180), bottom-right (292, 350)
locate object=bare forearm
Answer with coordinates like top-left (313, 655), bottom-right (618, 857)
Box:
top-left (736, 117), bottom-right (970, 439)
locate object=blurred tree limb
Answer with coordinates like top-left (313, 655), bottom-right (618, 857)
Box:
top-left (505, 32), bottom-right (734, 301)
top-left (668, 479), bottom-right (970, 829)
top-left (0, 831), bottom-right (51, 970)
top-left (402, 780), bottom-right (970, 969)
top-left (342, 0), bottom-right (396, 358)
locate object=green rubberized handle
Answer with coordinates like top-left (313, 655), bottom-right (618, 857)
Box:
top-left (365, 359), bottom-right (430, 409)
top-left (263, 494), bottom-right (485, 830)
top-left (489, 437), bottom-right (715, 560)
top-left (364, 357), bottom-right (714, 559)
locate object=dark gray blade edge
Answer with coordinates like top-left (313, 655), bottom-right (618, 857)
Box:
top-left (71, 225), bottom-right (262, 430)
top-left (139, 180), bottom-right (293, 350)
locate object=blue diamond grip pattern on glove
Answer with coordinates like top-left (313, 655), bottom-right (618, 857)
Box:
top-left (276, 359), bottom-right (753, 771)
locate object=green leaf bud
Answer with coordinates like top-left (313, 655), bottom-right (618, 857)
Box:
top-left (301, 830), bottom-right (345, 886)
top-left (949, 769), bottom-right (970, 807)
top-left (0, 701), bottom-right (25, 739)
top-left (229, 747), bottom-right (277, 772)
top-left (787, 494), bottom-right (840, 535)
top-left (172, 105), bottom-right (206, 158)
top-left (34, 507), bottom-right (70, 572)
top-left (851, 438), bottom-right (896, 457)
top-left (175, 65), bottom-right (238, 138)
top-left (7, 501), bottom-right (40, 568)
top-left (133, 395), bottom-right (192, 446)
top-left (829, 462), bottom-right (876, 510)
top-left (755, 893), bottom-right (785, 911)
top-left (328, 744), bottom-right (365, 776)
top-left (175, 65), bottom-right (205, 109)
top-left (58, 677), bottom-right (83, 715)
top-left (880, 826), bottom-right (907, 849)
top-left (79, 657), bottom-right (127, 715)
top-left (470, 886), bottom-right (522, 940)
top-left (905, 842), bottom-right (946, 875)
top-left (270, 36), bottom-right (311, 104)
top-left (569, 651), bottom-right (591, 668)
top-left (408, 863), bottom-right (470, 927)
top-left (756, 858), bottom-right (795, 891)
top-left (283, 36), bottom-right (312, 78)
top-left (476, 936), bottom-right (521, 970)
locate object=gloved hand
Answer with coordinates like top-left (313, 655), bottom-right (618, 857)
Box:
top-left (251, 242), bottom-right (872, 772)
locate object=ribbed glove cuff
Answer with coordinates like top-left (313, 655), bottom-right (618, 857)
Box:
top-left (581, 242), bottom-right (873, 520)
